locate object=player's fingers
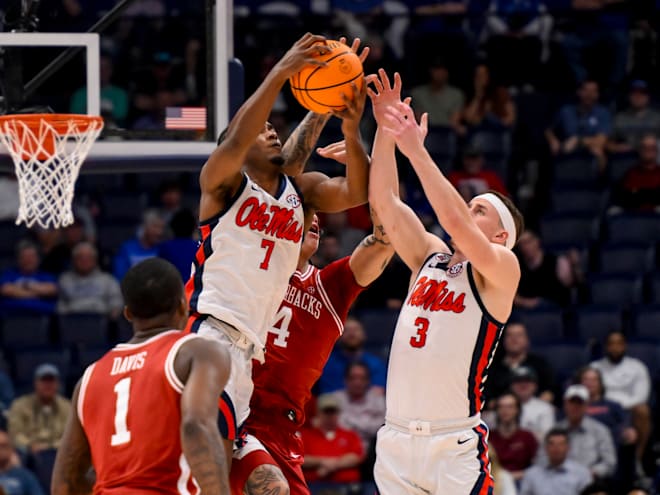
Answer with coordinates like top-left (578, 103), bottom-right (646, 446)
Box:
top-left (384, 110), bottom-right (402, 126)
top-left (379, 68), bottom-right (392, 91)
top-left (421, 113), bottom-right (429, 135)
top-left (350, 37), bottom-right (361, 53)
top-left (393, 72), bottom-right (402, 93)
top-left (366, 86), bottom-right (378, 101)
top-left (358, 46), bottom-right (370, 64)
top-left (302, 34), bottom-right (326, 47)
top-left (369, 73), bottom-right (384, 93)
top-left (339, 36), bottom-right (347, 46)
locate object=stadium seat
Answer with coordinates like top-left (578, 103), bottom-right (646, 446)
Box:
top-left (12, 348), bottom-right (71, 389)
top-left (533, 343), bottom-right (590, 382)
top-left (96, 222), bottom-right (138, 255)
top-left (30, 448), bottom-right (57, 493)
top-left (78, 347), bottom-right (108, 369)
top-left (651, 273), bottom-right (660, 304)
top-left (357, 309), bottom-right (399, 348)
top-left (607, 213), bottom-right (660, 244)
top-left (588, 275), bottom-right (643, 307)
top-left (633, 306), bottom-right (660, 341)
top-left (553, 154), bottom-right (599, 185)
top-left (57, 314), bottom-right (110, 347)
top-left (469, 129), bottom-right (512, 178)
top-left (102, 194), bottom-right (147, 222)
top-left (598, 244), bottom-right (655, 275)
top-left (514, 309), bottom-right (564, 343)
top-left (2, 315), bottom-right (51, 350)
top-left (575, 305), bottom-right (624, 343)
top-left (607, 153), bottom-right (637, 183)
top-left (540, 214), bottom-right (599, 247)
top-left (550, 188), bottom-right (607, 216)
top-left (425, 126), bottom-right (457, 174)
top-left (625, 341), bottom-right (660, 377)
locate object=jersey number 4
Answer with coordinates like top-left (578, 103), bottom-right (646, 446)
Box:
top-left (111, 377), bottom-right (132, 446)
top-left (270, 306), bottom-right (292, 347)
top-left (410, 317), bottom-right (429, 348)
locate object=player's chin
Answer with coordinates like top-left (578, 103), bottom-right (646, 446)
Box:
top-left (269, 154), bottom-right (285, 167)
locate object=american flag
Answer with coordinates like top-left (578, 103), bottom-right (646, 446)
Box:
top-left (165, 107), bottom-right (207, 130)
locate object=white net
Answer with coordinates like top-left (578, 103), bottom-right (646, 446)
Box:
top-left (0, 115), bottom-right (103, 229)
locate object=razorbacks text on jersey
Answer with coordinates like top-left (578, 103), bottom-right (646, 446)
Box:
top-left (387, 252), bottom-right (506, 424)
top-left (186, 173), bottom-right (304, 355)
top-left (78, 331), bottom-right (200, 495)
top-left (249, 256), bottom-right (364, 428)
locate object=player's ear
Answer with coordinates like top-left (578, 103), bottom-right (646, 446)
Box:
top-left (123, 306), bottom-right (133, 322)
top-left (494, 228), bottom-right (508, 247)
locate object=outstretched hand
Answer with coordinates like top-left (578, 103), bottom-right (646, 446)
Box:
top-left (366, 69), bottom-right (405, 126)
top-left (381, 101), bottom-right (428, 158)
top-left (317, 140), bottom-right (348, 164)
top-left (338, 36), bottom-right (370, 64)
top-left (275, 33), bottom-right (330, 78)
top-left (332, 80), bottom-right (367, 135)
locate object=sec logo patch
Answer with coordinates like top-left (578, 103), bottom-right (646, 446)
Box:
top-left (447, 263), bottom-right (464, 278)
top-left (286, 194), bottom-right (301, 208)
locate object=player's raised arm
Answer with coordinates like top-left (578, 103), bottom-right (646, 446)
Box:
top-left (200, 33), bottom-right (329, 194)
top-left (52, 383), bottom-right (93, 495)
top-left (348, 207), bottom-right (395, 287)
top-left (175, 337), bottom-right (231, 493)
top-left (296, 81), bottom-right (369, 213)
top-left (281, 37), bottom-right (369, 177)
top-left (367, 70), bottom-right (446, 272)
top-left (382, 101), bottom-right (520, 291)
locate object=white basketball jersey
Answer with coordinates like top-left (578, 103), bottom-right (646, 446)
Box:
top-left (187, 173), bottom-right (304, 351)
top-left (386, 252), bottom-right (506, 425)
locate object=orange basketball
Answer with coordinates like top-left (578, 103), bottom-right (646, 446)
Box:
top-left (289, 40), bottom-right (364, 114)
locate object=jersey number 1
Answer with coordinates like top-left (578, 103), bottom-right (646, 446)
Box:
top-left (410, 317), bottom-right (429, 348)
top-left (260, 239), bottom-right (275, 270)
top-left (111, 377), bottom-right (131, 446)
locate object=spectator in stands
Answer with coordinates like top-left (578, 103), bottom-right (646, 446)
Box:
top-left (319, 316), bottom-right (387, 394)
top-left (157, 209), bottom-right (197, 281)
top-left (481, 0), bottom-right (552, 88)
top-left (556, 385), bottom-right (617, 480)
top-left (410, 58), bottom-right (466, 135)
top-left (515, 230), bottom-right (581, 308)
top-left (0, 370), bottom-right (13, 416)
top-left (33, 228), bottom-right (68, 275)
top-left (590, 332), bottom-right (651, 477)
top-left (0, 429), bottom-right (44, 495)
top-left (488, 321), bottom-right (557, 402)
top-left (520, 428), bottom-right (592, 495)
top-left (488, 446), bottom-right (517, 495)
top-left (7, 364), bottom-right (71, 456)
top-left (301, 393), bottom-right (364, 485)
top-left (156, 180), bottom-right (184, 224)
top-left (611, 134), bottom-right (660, 212)
top-left (56, 242), bottom-right (123, 319)
top-left (333, 362), bottom-right (385, 451)
top-left (113, 209), bottom-right (164, 280)
top-left (0, 241), bottom-right (58, 315)
top-left (607, 81), bottom-right (660, 154)
top-left (462, 83), bottom-right (516, 131)
top-left (447, 146), bottom-right (510, 202)
top-left (545, 80), bottom-right (611, 170)
top-left (580, 481), bottom-right (613, 495)
top-left (510, 366), bottom-right (556, 442)
top-left (70, 55), bottom-right (129, 128)
top-left (489, 392), bottom-right (538, 481)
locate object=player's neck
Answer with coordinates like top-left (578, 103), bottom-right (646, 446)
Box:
top-left (130, 325), bottom-right (174, 343)
top-left (297, 259), bottom-right (310, 272)
top-left (246, 165), bottom-right (282, 196)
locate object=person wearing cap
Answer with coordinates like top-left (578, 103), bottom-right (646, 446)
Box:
top-left (447, 144), bottom-right (510, 203)
top-left (7, 364), bottom-right (71, 456)
top-left (553, 385), bottom-right (617, 480)
top-left (300, 394), bottom-right (364, 486)
top-left (607, 80), bottom-right (660, 154)
top-left (510, 365), bottom-right (556, 442)
top-left (519, 428), bottom-right (592, 495)
top-left (369, 71), bottom-right (524, 494)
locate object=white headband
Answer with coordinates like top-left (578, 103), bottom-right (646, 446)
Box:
top-left (474, 193), bottom-right (516, 249)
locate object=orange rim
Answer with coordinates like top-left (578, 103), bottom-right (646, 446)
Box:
top-left (0, 113), bottom-right (104, 134)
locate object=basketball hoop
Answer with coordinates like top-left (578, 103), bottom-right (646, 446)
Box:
top-left (0, 114), bottom-right (103, 229)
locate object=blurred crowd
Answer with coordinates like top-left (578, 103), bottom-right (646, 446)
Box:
top-left (0, 0), bottom-right (660, 494)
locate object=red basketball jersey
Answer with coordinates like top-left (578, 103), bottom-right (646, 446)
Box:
top-left (249, 257), bottom-right (364, 428)
top-left (78, 330), bottom-right (200, 495)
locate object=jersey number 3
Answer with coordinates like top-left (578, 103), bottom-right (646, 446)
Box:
top-left (410, 317), bottom-right (429, 348)
top-left (111, 377), bottom-right (132, 446)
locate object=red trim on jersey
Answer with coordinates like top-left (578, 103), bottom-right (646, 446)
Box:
top-left (471, 424), bottom-right (494, 495)
top-left (472, 321), bottom-right (499, 413)
top-left (218, 393), bottom-right (237, 440)
top-left (186, 223), bottom-right (213, 312)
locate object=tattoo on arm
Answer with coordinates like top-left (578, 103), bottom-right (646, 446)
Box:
top-left (60, 442), bottom-right (93, 494)
top-left (283, 113), bottom-right (331, 172)
top-left (182, 423), bottom-right (229, 494)
top-left (362, 233), bottom-right (391, 247)
top-left (245, 464), bottom-right (288, 495)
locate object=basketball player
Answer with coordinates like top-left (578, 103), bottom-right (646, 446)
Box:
top-left (52, 258), bottom-right (231, 495)
top-left (229, 205), bottom-right (393, 495)
top-left (188, 31), bottom-right (370, 473)
top-left (367, 70), bottom-right (524, 494)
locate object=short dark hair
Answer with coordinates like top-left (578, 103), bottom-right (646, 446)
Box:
top-left (605, 330), bottom-right (625, 344)
top-left (344, 361), bottom-right (370, 380)
top-left (496, 392), bottom-right (521, 424)
top-left (545, 427), bottom-right (569, 444)
top-left (580, 481), bottom-right (611, 495)
top-left (121, 258), bottom-right (183, 319)
top-left (574, 366), bottom-right (606, 396)
top-left (487, 190), bottom-right (524, 245)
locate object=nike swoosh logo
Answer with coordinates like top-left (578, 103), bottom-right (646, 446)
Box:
top-left (290, 453), bottom-right (301, 459)
top-left (251, 185), bottom-right (260, 191)
top-left (457, 437), bottom-right (471, 445)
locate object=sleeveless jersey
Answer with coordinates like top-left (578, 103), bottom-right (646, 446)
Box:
top-left (386, 253), bottom-right (506, 424)
top-left (186, 173), bottom-right (304, 350)
top-left (249, 257), bottom-right (364, 428)
top-left (79, 331), bottom-right (200, 495)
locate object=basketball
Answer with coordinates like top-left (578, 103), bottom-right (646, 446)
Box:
top-left (289, 40), bottom-right (364, 114)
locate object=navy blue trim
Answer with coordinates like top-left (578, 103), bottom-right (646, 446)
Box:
top-left (199, 174), bottom-right (248, 226)
top-left (469, 424), bottom-right (492, 495)
top-left (466, 263), bottom-right (505, 327)
top-left (415, 251), bottom-right (451, 279)
top-left (188, 224), bottom-right (215, 313)
top-left (218, 390), bottom-right (238, 439)
top-left (467, 317), bottom-right (490, 416)
top-left (288, 175), bottom-right (305, 208)
top-left (274, 173), bottom-right (287, 200)
top-left (189, 314), bottom-right (207, 334)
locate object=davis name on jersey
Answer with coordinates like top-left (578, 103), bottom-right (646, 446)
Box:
top-left (387, 253), bottom-right (505, 425)
top-left (187, 174), bottom-right (304, 354)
